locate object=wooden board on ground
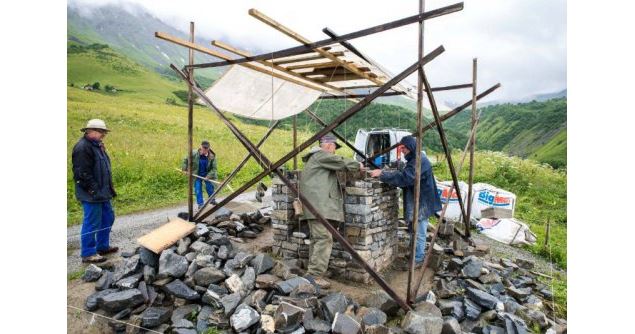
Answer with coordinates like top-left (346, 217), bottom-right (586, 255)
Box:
top-left (137, 218), bottom-right (195, 254)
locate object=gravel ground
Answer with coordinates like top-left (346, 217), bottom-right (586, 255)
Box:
top-left (66, 190), bottom-right (271, 274)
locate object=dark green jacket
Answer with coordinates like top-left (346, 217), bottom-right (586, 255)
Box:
top-left (181, 149), bottom-right (218, 179)
top-left (299, 148), bottom-right (360, 222)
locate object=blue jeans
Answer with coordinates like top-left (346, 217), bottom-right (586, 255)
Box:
top-left (80, 201), bottom-right (115, 257)
top-left (406, 205), bottom-right (429, 263)
top-left (195, 178), bottom-right (215, 206)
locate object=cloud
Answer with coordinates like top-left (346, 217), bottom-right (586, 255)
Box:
top-left (69, 0), bottom-right (566, 103)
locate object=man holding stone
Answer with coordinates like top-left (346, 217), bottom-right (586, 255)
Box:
top-left (300, 134), bottom-right (364, 288)
top-left (369, 135), bottom-right (442, 267)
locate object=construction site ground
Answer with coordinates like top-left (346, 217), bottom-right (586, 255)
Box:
top-left (66, 189), bottom-right (563, 333)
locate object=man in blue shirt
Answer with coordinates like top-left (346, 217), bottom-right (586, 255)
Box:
top-left (370, 135), bottom-right (442, 266)
top-left (182, 140), bottom-right (218, 209)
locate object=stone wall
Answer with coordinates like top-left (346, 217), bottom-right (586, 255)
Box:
top-left (270, 170), bottom-right (399, 283)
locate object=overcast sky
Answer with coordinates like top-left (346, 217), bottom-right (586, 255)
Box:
top-left (70, 0), bottom-right (566, 104)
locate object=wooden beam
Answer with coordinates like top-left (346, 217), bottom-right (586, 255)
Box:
top-left (272, 52), bottom-right (344, 65)
top-left (155, 32), bottom-right (332, 93)
top-left (314, 74), bottom-right (365, 82)
top-left (306, 67), bottom-right (371, 77)
top-left (248, 8), bottom-right (386, 86)
top-left (187, 2), bottom-right (463, 69)
top-left (285, 61), bottom-right (341, 71)
top-left (211, 39), bottom-right (356, 98)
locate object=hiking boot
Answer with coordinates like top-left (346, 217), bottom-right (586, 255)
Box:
top-left (313, 276), bottom-right (331, 289)
top-left (82, 254), bottom-right (107, 264)
top-left (97, 246), bottom-right (119, 256)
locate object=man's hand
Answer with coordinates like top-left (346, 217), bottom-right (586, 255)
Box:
top-left (369, 169), bottom-right (382, 178)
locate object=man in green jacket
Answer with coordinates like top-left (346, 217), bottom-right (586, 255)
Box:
top-left (182, 140), bottom-right (218, 209)
top-left (300, 134), bottom-right (364, 288)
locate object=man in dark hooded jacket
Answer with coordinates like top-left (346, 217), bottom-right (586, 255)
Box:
top-left (370, 135), bottom-right (442, 265)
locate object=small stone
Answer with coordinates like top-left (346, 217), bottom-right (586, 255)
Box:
top-left (524, 294), bottom-right (544, 310)
top-left (445, 258), bottom-right (463, 272)
top-left (94, 270), bottom-right (113, 290)
top-left (500, 258), bottom-right (519, 269)
top-left (436, 300), bottom-right (464, 321)
top-left (163, 279), bottom-right (200, 301)
top-left (234, 252), bottom-right (256, 268)
top-left (514, 258), bottom-right (534, 270)
top-left (193, 267), bottom-right (226, 286)
top-left (158, 249), bottom-right (188, 278)
top-left (195, 223), bottom-right (210, 238)
top-left (304, 318), bottom-right (331, 333)
top-left (241, 267), bottom-right (256, 292)
top-left (507, 286), bottom-right (532, 301)
top-left (461, 257), bottom-right (484, 278)
top-left (142, 265), bottom-right (156, 284)
top-left (141, 307), bottom-right (172, 328)
top-left (359, 307), bottom-right (387, 326)
top-left (189, 240), bottom-right (213, 253)
top-left (173, 319), bottom-right (194, 328)
top-left (82, 264), bottom-right (103, 282)
top-left (221, 292), bottom-right (242, 315)
top-left (177, 237), bottom-right (191, 255)
top-left (479, 272), bottom-right (501, 284)
top-left (196, 306), bottom-right (213, 333)
top-left (364, 324), bottom-right (391, 334)
top-left (139, 247), bottom-right (159, 268)
top-left (364, 290), bottom-right (400, 316)
top-left (463, 298), bottom-right (482, 320)
top-left (276, 276), bottom-right (311, 295)
top-left (98, 289), bottom-right (144, 313)
top-left (332, 312), bottom-right (362, 334)
top-left (115, 273), bottom-right (142, 289)
top-left (195, 254), bottom-right (215, 268)
top-left (85, 289), bottom-right (117, 311)
top-left (171, 304), bottom-right (201, 324)
top-left (184, 252), bottom-right (196, 262)
top-left (113, 255), bottom-right (142, 282)
top-left (271, 260), bottom-right (295, 280)
top-left (321, 292), bottom-right (349, 321)
top-left (441, 316), bottom-right (461, 334)
top-left (411, 302), bottom-right (443, 334)
top-left (226, 274), bottom-right (245, 294)
top-left (250, 253), bottom-right (275, 274)
top-left (256, 274), bottom-right (281, 289)
top-left (261, 314), bottom-right (276, 334)
top-left (465, 287), bottom-right (500, 310)
top-left (481, 325), bottom-right (506, 334)
top-left (275, 301), bottom-right (308, 331)
top-left (217, 245), bottom-right (230, 260)
top-left (230, 304), bottom-right (261, 332)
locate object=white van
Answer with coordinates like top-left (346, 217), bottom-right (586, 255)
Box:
top-left (353, 128), bottom-right (412, 167)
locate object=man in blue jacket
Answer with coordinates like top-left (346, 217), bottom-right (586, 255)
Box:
top-left (182, 140), bottom-right (218, 209)
top-left (72, 119), bottom-right (118, 263)
top-left (370, 135), bottom-right (442, 266)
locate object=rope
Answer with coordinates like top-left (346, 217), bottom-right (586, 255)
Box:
top-left (67, 305), bottom-right (164, 334)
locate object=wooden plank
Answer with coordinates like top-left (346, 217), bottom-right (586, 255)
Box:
top-left (248, 8), bottom-right (386, 86)
top-left (272, 52), bottom-right (344, 65)
top-left (314, 74), bottom-right (366, 82)
top-left (155, 32), bottom-right (332, 93)
top-left (306, 66), bottom-right (371, 77)
top-left (285, 61), bottom-right (340, 71)
top-left (137, 218), bottom-right (196, 254)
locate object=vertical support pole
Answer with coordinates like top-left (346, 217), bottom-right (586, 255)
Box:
top-left (545, 218), bottom-right (551, 247)
top-left (407, 0), bottom-right (426, 305)
top-left (466, 58), bottom-right (477, 230)
top-left (187, 22), bottom-right (195, 218)
top-left (293, 115), bottom-right (298, 170)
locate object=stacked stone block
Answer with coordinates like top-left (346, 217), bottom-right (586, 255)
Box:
top-left (270, 170), bottom-right (399, 283)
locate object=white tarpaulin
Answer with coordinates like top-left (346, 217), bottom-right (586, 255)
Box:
top-left (476, 218), bottom-right (537, 246)
top-left (470, 183), bottom-right (517, 220)
top-left (200, 65), bottom-right (322, 120)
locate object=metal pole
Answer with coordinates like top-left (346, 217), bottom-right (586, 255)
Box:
top-left (187, 22), bottom-right (195, 218)
top-left (293, 115), bottom-right (298, 170)
top-left (466, 58), bottom-right (477, 232)
top-left (189, 46), bottom-right (445, 222)
top-left (421, 70), bottom-right (470, 237)
top-left (407, 0), bottom-right (426, 305)
top-left (172, 67), bottom-right (412, 311)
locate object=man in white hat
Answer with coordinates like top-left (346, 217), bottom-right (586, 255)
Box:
top-left (72, 119), bottom-right (118, 263)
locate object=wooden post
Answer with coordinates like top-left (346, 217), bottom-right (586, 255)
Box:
top-left (466, 58), bottom-right (477, 229)
top-left (293, 115), bottom-right (298, 170)
top-left (545, 218), bottom-right (551, 247)
top-left (187, 22), bottom-right (195, 218)
top-left (407, 0), bottom-right (426, 305)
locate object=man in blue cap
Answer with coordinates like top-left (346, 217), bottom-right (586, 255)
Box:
top-left (370, 135), bottom-right (442, 267)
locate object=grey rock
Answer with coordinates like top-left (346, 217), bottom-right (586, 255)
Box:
top-left (277, 276), bottom-right (311, 295)
top-left (113, 255), bottom-right (141, 282)
top-left (479, 272), bottom-right (501, 284)
top-left (185, 261), bottom-right (198, 279)
top-left (234, 252), bottom-right (256, 268)
top-left (208, 233), bottom-right (232, 247)
top-left (82, 264), bottom-right (103, 282)
top-left (261, 314), bottom-right (275, 334)
top-left (98, 289), bottom-right (144, 313)
top-left (177, 237), bottom-right (192, 255)
top-left (290, 282), bottom-right (317, 299)
top-left (195, 254), bottom-right (215, 268)
top-left (524, 294), bottom-right (544, 310)
top-left (171, 304), bottom-right (201, 324)
top-left (115, 273), bottom-right (142, 289)
top-left (499, 295), bottom-right (524, 314)
top-left (540, 288), bottom-right (554, 299)
top-left (507, 286), bottom-right (532, 301)
top-left (271, 260), bottom-right (295, 280)
top-left (437, 299), bottom-right (464, 321)
top-left (223, 258), bottom-right (246, 277)
top-left (275, 301), bottom-right (309, 331)
top-left (94, 270), bottom-right (113, 290)
top-left (364, 325), bottom-right (391, 334)
top-left (332, 312), bottom-right (362, 334)
top-left (321, 292), bottom-right (349, 320)
top-left (190, 240), bottom-right (213, 254)
top-left (230, 304), bottom-right (261, 332)
top-left (251, 253), bottom-right (275, 274)
top-left (217, 245), bottom-right (230, 260)
top-left (226, 274), bottom-right (245, 295)
top-left (193, 267), bottom-right (226, 286)
top-left (196, 306), bottom-right (213, 333)
top-left (464, 298), bottom-right (482, 320)
top-left (489, 282), bottom-right (506, 296)
top-left (112, 308), bottom-right (131, 320)
top-left (173, 318), bottom-right (194, 328)
top-left (247, 289), bottom-right (268, 312)
top-left (85, 289), bottom-right (117, 311)
top-left (163, 279), bottom-right (200, 300)
top-left (241, 267), bottom-right (256, 292)
top-left (304, 319), bottom-right (331, 333)
top-left (514, 258), bottom-right (534, 270)
top-left (412, 302), bottom-right (443, 334)
top-left (208, 283), bottom-right (229, 296)
top-left (519, 308), bottom-right (549, 329)
top-left (482, 325), bottom-right (506, 334)
top-left (361, 308), bottom-right (387, 326)
top-left (499, 312), bottom-right (530, 334)
top-left (139, 247), bottom-right (159, 268)
top-left (158, 249), bottom-right (189, 278)
top-left (221, 292), bottom-right (242, 315)
top-left (465, 287), bottom-right (500, 310)
top-left (446, 258), bottom-right (463, 272)
top-left (256, 274), bottom-right (281, 289)
top-left (172, 329), bottom-right (197, 334)
top-left (195, 223), bottom-right (210, 238)
top-left (143, 265), bottom-right (156, 284)
top-left (184, 252), bottom-right (196, 262)
top-left (441, 316), bottom-right (461, 334)
top-left (461, 257), bottom-right (484, 278)
top-left (401, 310), bottom-right (436, 334)
top-left (364, 290), bottom-right (400, 316)
top-left (202, 289), bottom-right (223, 306)
top-left (141, 307), bottom-right (172, 328)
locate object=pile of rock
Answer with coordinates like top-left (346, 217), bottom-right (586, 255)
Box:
top-left (81, 220), bottom-right (423, 334)
top-left (424, 223), bottom-right (567, 334)
top-left (270, 171), bottom-right (399, 283)
top-left (197, 207), bottom-right (271, 240)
